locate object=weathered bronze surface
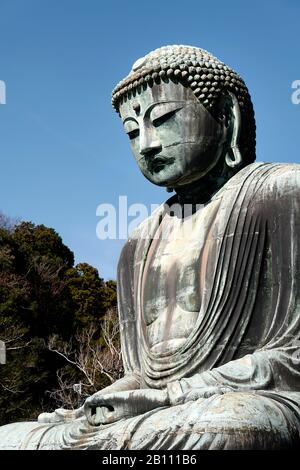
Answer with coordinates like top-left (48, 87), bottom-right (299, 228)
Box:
top-left (1, 45), bottom-right (300, 450)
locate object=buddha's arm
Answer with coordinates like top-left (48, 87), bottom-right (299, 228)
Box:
top-left (166, 347), bottom-right (300, 405)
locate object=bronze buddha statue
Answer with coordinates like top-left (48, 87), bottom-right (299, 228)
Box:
top-left (1, 45), bottom-right (299, 450)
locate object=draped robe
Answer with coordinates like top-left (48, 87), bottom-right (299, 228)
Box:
top-left (1, 162), bottom-right (300, 449)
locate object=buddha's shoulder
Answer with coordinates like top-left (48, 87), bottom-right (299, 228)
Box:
top-left (254, 162), bottom-right (300, 198)
top-left (230, 162), bottom-right (300, 200)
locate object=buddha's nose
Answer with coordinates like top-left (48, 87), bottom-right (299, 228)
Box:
top-left (139, 126), bottom-right (162, 156)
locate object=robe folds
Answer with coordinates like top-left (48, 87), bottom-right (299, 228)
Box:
top-left (1, 162), bottom-right (300, 449)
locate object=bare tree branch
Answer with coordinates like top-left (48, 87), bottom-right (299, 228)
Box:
top-left (47, 308), bottom-right (124, 409)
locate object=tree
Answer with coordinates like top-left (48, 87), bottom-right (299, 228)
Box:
top-left (0, 216), bottom-right (119, 425)
top-left (66, 263), bottom-right (116, 329)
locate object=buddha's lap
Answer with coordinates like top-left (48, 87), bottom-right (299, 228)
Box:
top-left (0, 392), bottom-right (298, 449)
top-left (127, 392), bottom-right (299, 449)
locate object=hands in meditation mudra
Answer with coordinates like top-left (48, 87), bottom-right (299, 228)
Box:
top-left (1, 45), bottom-right (300, 450)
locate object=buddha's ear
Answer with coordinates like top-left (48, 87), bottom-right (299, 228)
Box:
top-left (217, 91), bottom-right (243, 169)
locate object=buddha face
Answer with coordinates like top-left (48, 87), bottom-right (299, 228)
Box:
top-left (119, 80), bottom-right (227, 188)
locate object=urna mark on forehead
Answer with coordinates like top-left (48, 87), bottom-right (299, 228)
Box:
top-left (119, 79), bottom-right (197, 119)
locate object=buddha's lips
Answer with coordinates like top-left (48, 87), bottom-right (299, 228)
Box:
top-left (147, 156), bottom-right (175, 173)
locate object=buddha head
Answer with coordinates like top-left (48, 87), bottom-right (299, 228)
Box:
top-left (112, 45), bottom-right (256, 192)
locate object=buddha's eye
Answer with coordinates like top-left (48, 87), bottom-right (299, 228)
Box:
top-left (123, 118), bottom-right (139, 141)
top-left (152, 109), bottom-right (178, 128)
top-left (127, 129), bottom-right (140, 140)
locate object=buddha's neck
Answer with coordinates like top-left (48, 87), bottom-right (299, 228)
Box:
top-left (174, 163), bottom-right (232, 206)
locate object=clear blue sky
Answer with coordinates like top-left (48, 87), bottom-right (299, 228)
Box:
top-left (0, 0), bottom-right (299, 279)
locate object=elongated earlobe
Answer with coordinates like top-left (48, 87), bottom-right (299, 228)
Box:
top-left (225, 91), bottom-right (243, 169)
top-left (226, 145), bottom-right (242, 168)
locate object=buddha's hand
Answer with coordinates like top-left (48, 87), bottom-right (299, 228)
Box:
top-left (84, 389), bottom-right (170, 426)
top-left (38, 406), bottom-right (84, 424)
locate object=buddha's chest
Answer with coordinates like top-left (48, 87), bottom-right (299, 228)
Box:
top-left (142, 222), bottom-right (203, 317)
top-left (141, 200), bottom-right (220, 352)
